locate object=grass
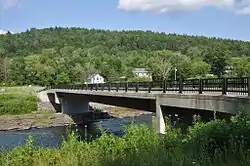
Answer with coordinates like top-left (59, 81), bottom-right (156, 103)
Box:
top-left (0, 112), bottom-right (250, 166)
top-left (0, 86), bottom-right (42, 115)
top-left (0, 94), bottom-right (38, 115)
top-left (0, 86), bottom-right (42, 94)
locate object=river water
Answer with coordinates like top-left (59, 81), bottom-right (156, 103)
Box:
top-left (0, 114), bottom-right (153, 150)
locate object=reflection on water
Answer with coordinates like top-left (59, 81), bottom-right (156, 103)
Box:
top-left (0, 114), bottom-right (153, 150)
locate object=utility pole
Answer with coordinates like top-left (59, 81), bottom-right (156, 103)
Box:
top-left (174, 67), bottom-right (177, 81)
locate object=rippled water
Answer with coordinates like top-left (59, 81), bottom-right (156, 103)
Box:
top-left (0, 114), bottom-right (153, 150)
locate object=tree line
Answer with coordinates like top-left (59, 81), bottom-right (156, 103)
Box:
top-left (0, 27), bottom-right (250, 86)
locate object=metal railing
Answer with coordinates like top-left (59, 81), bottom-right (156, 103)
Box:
top-left (47, 77), bottom-right (250, 96)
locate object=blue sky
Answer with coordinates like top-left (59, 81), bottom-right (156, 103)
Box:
top-left (0, 0), bottom-right (249, 40)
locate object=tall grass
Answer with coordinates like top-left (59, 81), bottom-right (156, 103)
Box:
top-left (0, 112), bottom-right (250, 166)
top-left (0, 94), bottom-right (38, 115)
top-left (0, 86), bottom-right (43, 94)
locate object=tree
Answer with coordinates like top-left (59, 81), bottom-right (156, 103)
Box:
top-left (170, 53), bottom-right (193, 80)
top-left (147, 50), bottom-right (174, 80)
top-left (228, 58), bottom-right (250, 77)
top-left (190, 60), bottom-right (211, 78)
top-left (186, 46), bottom-right (204, 60)
top-left (203, 46), bottom-right (229, 77)
top-left (0, 27), bottom-right (249, 85)
top-left (56, 72), bottom-right (70, 84)
top-left (7, 57), bottom-right (27, 85)
top-left (0, 57), bottom-right (8, 82)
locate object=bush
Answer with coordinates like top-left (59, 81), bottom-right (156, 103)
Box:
top-left (1, 114), bottom-right (250, 166)
top-left (0, 94), bottom-right (38, 115)
top-left (184, 112), bottom-right (250, 165)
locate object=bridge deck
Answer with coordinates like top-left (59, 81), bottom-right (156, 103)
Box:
top-left (48, 89), bottom-right (249, 100)
top-left (47, 77), bottom-right (250, 99)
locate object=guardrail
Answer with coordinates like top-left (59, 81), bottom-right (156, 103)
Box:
top-left (46, 77), bottom-right (250, 96)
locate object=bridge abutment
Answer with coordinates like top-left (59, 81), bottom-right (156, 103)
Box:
top-left (47, 92), bottom-right (62, 112)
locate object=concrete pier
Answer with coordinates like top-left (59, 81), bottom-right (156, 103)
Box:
top-left (156, 96), bottom-right (166, 134)
top-left (59, 96), bottom-right (90, 115)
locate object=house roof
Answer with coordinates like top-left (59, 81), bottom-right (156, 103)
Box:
top-left (133, 68), bottom-right (152, 73)
top-left (87, 74), bottom-right (103, 79)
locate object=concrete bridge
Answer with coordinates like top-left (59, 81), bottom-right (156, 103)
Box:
top-left (43, 77), bottom-right (250, 134)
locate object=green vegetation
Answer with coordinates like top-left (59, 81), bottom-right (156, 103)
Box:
top-left (0, 112), bottom-right (250, 166)
top-left (1, 28), bottom-right (250, 85)
top-left (0, 94), bottom-right (37, 115)
top-left (0, 86), bottom-right (36, 93)
top-left (127, 76), bottom-right (152, 82)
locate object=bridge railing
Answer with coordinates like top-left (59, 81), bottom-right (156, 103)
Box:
top-left (47, 77), bottom-right (250, 96)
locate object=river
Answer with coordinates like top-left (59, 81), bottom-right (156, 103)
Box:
top-left (0, 114), bottom-right (153, 150)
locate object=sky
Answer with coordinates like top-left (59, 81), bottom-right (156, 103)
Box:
top-left (0, 0), bottom-right (249, 41)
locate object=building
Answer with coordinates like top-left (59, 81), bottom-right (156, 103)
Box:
top-left (87, 74), bottom-right (105, 84)
top-left (132, 68), bottom-right (152, 79)
top-left (225, 65), bottom-right (233, 74)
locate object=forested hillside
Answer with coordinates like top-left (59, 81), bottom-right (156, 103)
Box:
top-left (0, 27), bottom-right (250, 85)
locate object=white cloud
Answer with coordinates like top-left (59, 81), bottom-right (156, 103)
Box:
top-left (0, 0), bottom-right (21, 9)
top-left (117, 0), bottom-right (250, 15)
top-left (0, 29), bottom-right (14, 34)
top-left (0, 29), bottom-right (8, 34)
top-left (236, 5), bottom-right (250, 14)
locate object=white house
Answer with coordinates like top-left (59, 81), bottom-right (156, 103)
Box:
top-left (132, 68), bottom-right (152, 79)
top-left (87, 74), bottom-right (105, 84)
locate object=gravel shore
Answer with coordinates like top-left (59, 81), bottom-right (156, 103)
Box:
top-left (0, 102), bottom-right (152, 131)
top-left (0, 113), bottom-right (74, 131)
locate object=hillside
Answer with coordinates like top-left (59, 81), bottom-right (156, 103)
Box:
top-left (1, 27), bottom-right (250, 57)
top-left (0, 27), bottom-right (250, 85)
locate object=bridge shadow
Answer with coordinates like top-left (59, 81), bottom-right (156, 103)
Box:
top-left (66, 109), bottom-right (115, 126)
top-left (161, 106), bottom-right (233, 132)
top-left (64, 113), bottom-right (155, 141)
top-left (63, 105), bottom-right (234, 141)
top-left (86, 95), bottom-right (156, 112)
top-left (47, 92), bottom-right (234, 134)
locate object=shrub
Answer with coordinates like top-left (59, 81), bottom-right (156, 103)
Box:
top-left (0, 94), bottom-right (37, 115)
top-left (185, 111), bottom-right (250, 165)
top-left (1, 114), bottom-right (250, 166)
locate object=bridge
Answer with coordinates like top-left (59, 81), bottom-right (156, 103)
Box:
top-left (43, 77), bottom-right (250, 134)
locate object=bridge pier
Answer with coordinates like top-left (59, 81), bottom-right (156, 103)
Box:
top-left (58, 95), bottom-right (90, 115)
top-left (156, 96), bottom-right (166, 134)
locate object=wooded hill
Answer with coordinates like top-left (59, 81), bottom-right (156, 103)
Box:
top-left (0, 27), bottom-right (250, 85)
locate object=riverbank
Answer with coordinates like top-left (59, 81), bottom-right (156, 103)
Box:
top-left (0, 88), bottom-right (152, 131)
top-left (0, 112), bottom-right (74, 131)
top-left (0, 103), bottom-right (152, 131)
